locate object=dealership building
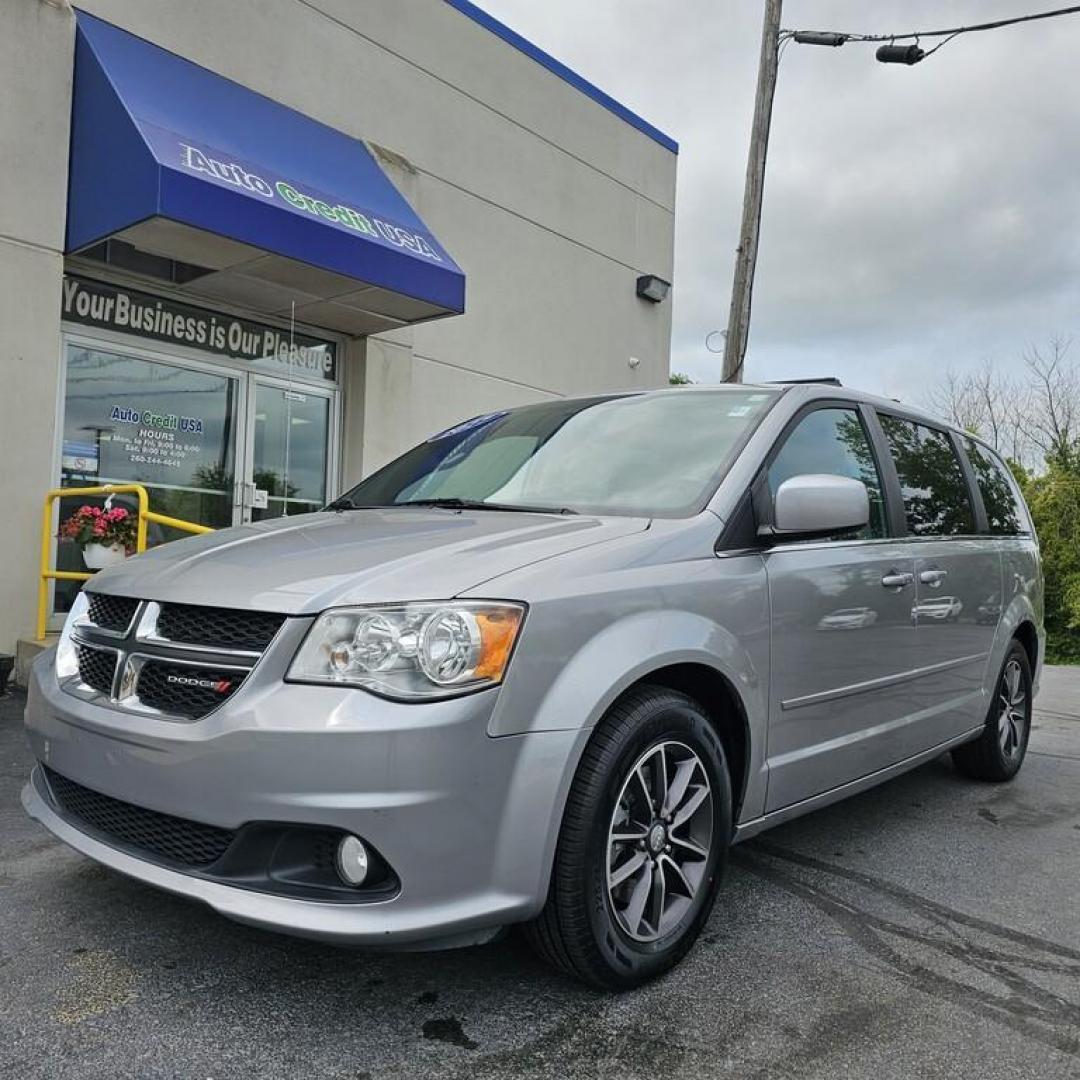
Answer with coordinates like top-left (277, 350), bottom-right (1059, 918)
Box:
top-left (1, 0), bottom-right (677, 670)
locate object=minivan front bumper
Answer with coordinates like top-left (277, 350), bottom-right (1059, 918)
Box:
top-left (22, 649), bottom-right (585, 948)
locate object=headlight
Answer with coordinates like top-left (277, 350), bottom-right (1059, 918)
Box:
top-left (287, 601), bottom-right (526, 700)
top-left (55, 591), bottom-right (89, 682)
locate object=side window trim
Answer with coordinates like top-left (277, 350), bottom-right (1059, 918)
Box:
top-left (756, 398), bottom-right (894, 539)
top-left (950, 431), bottom-right (991, 535)
top-left (859, 404), bottom-right (907, 539)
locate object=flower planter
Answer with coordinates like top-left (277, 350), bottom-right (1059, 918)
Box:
top-left (62, 504), bottom-right (137, 569)
top-left (82, 542), bottom-right (127, 570)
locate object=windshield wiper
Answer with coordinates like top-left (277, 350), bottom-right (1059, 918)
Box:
top-left (399, 498), bottom-right (577, 515)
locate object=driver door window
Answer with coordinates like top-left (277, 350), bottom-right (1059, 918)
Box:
top-left (767, 407), bottom-right (887, 540)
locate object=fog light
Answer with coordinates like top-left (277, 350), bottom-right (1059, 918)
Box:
top-left (335, 834), bottom-right (369, 886)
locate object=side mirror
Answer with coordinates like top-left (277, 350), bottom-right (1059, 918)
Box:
top-left (762, 474), bottom-right (869, 541)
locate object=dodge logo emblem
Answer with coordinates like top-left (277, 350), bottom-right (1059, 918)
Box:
top-left (165, 674), bottom-right (232, 693)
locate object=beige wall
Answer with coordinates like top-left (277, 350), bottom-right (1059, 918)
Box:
top-left (0, 1), bottom-right (74, 660)
top-left (0, 0), bottom-right (676, 651)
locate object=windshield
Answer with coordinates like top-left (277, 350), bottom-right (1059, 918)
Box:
top-left (332, 389), bottom-right (780, 518)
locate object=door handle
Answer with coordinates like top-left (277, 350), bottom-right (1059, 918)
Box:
top-left (919, 568), bottom-right (948, 587)
top-left (881, 570), bottom-right (914, 589)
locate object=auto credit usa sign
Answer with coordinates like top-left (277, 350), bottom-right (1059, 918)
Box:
top-left (175, 140), bottom-right (445, 262)
top-left (61, 275), bottom-right (337, 383)
top-left (129, 119), bottom-right (449, 266)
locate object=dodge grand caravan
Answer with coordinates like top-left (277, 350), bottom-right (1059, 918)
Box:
top-left (23, 383), bottom-right (1043, 989)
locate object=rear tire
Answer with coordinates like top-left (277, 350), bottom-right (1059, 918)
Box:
top-left (952, 640), bottom-right (1032, 782)
top-left (524, 685), bottom-right (731, 990)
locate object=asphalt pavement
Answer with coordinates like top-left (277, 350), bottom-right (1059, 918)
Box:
top-left (2, 667), bottom-right (1078, 1080)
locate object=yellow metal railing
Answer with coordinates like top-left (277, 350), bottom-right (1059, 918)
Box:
top-left (38, 483), bottom-right (213, 640)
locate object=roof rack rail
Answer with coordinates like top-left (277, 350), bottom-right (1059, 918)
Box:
top-left (769, 377), bottom-right (843, 386)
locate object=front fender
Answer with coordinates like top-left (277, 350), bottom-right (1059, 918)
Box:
top-left (486, 599), bottom-right (770, 914)
top-left (503, 608), bottom-right (764, 738)
top-left (488, 550), bottom-right (771, 815)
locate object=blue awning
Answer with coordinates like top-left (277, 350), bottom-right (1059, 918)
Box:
top-left (67, 13), bottom-right (465, 332)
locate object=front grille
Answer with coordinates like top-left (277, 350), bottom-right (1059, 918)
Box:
top-left (156, 603), bottom-right (286, 652)
top-left (43, 766), bottom-right (236, 868)
top-left (76, 643), bottom-right (116, 695)
top-left (86, 592), bottom-right (138, 633)
top-left (136, 659), bottom-right (244, 719)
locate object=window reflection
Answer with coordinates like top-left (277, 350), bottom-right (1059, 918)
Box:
top-left (57, 345), bottom-right (239, 611)
top-left (252, 386), bottom-right (329, 520)
top-left (878, 415), bottom-right (975, 536)
top-left (768, 408), bottom-right (887, 540)
top-left (62, 347), bottom-right (237, 526)
top-left (964, 439), bottom-right (1023, 536)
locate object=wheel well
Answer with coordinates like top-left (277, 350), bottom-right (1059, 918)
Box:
top-left (628, 663), bottom-right (750, 818)
top-left (1013, 621), bottom-right (1039, 671)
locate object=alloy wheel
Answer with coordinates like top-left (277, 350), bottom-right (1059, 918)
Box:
top-left (606, 740), bottom-right (713, 943)
top-left (997, 657), bottom-right (1028, 759)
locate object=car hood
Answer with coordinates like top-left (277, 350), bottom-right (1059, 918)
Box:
top-left (89, 508), bottom-right (649, 614)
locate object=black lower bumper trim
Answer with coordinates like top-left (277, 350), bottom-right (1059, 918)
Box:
top-left (37, 765), bottom-right (399, 904)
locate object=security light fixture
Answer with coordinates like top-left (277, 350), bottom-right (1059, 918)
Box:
top-left (636, 274), bottom-right (671, 303)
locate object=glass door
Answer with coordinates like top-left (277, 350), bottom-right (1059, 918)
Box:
top-left (245, 379), bottom-right (333, 522)
top-left (56, 341), bottom-right (243, 613)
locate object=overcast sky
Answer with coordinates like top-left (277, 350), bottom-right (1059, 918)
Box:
top-left (479, 1), bottom-right (1080, 401)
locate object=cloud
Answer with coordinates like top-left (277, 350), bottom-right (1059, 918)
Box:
top-left (477, 0), bottom-right (1080, 401)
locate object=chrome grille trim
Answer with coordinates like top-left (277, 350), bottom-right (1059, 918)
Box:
top-left (61, 595), bottom-right (286, 721)
top-left (116, 653), bottom-right (255, 719)
top-left (70, 640), bottom-right (122, 700)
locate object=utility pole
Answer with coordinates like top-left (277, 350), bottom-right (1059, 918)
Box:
top-left (722, 0), bottom-right (782, 383)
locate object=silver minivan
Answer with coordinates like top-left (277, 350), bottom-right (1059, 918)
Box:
top-left (23, 383), bottom-right (1043, 989)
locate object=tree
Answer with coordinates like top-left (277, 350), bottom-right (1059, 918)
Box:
top-left (926, 340), bottom-right (1080, 663)
top-left (1018, 465), bottom-right (1080, 662)
top-left (1021, 337), bottom-right (1079, 470)
top-left (669, 372), bottom-right (694, 385)
top-left (924, 359), bottom-right (1031, 466)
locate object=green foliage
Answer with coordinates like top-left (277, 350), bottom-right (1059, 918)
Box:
top-left (1015, 463), bottom-right (1080, 663)
top-left (668, 372), bottom-right (693, 385)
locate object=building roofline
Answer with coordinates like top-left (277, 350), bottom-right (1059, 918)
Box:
top-left (442, 0), bottom-right (679, 155)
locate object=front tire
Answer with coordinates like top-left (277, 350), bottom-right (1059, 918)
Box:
top-left (524, 686), bottom-right (731, 990)
top-left (952, 640), bottom-right (1033, 782)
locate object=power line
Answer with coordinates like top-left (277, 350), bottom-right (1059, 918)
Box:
top-left (789, 5), bottom-right (1080, 50)
top-left (728, 5), bottom-right (1080, 384)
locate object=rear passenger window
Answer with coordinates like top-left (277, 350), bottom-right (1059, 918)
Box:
top-left (768, 407), bottom-right (887, 539)
top-left (964, 439), bottom-right (1026, 535)
top-left (877, 414), bottom-right (975, 536)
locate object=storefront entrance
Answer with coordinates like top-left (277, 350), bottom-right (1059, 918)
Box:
top-left (54, 326), bottom-right (339, 618)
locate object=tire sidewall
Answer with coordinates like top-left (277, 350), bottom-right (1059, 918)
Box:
top-left (579, 696), bottom-right (732, 984)
top-left (989, 642), bottom-right (1033, 778)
